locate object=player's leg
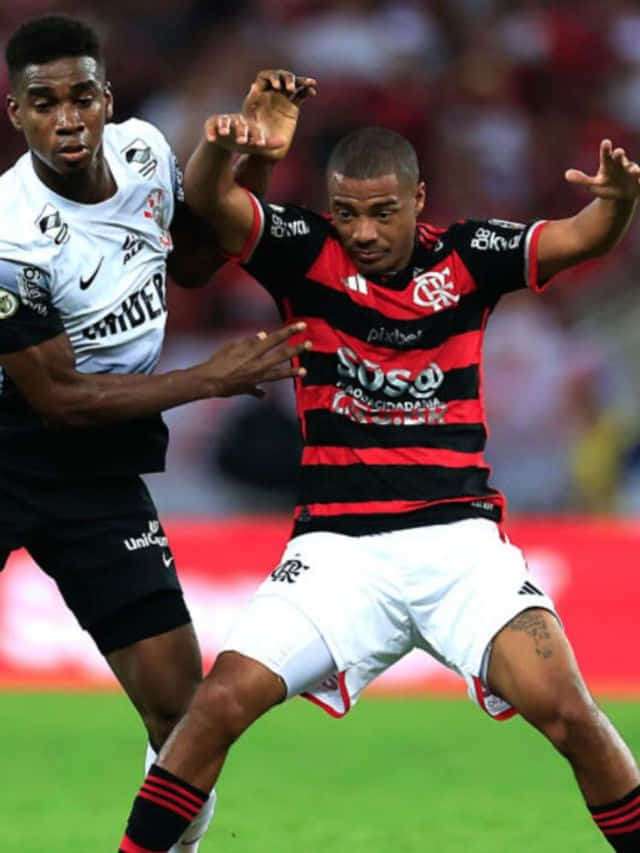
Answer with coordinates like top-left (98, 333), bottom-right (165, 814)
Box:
top-left (488, 609), bottom-right (640, 851)
top-left (118, 530), bottom-right (411, 852)
top-left (120, 604), bottom-right (336, 852)
top-left (27, 476), bottom-right (216, 852)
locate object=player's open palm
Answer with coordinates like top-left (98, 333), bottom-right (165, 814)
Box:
top-left (242, 70), bottom-right (317, 161)
top-left (201, 322), bottom-right (310, 398)
top-left (566, 139), bottom-right (640, 200)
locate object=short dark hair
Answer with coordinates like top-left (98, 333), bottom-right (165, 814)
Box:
top-left (327, 127), bottom-right (420, 188)
top-left (6, 15), bottom-right (104, 86)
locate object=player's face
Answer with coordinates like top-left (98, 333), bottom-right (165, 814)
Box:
top-left (328, 172), bottom-right (425, 276)
top-left (6, 56), bottom-right (113, 178)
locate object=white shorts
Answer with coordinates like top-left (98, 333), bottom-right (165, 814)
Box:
top-left (222, 519), bottom-right (558, 720)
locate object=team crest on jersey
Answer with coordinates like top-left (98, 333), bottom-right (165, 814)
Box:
top-left (122, 138), bottom-right (158, 178)
top-left (143, 189), bottom-right (172, 249)
top-left (412, 267), bottom-right (459, 313)
top-left (35, 203), bottom-right (69, 245)
top-left (0, 288), bottom-right (19, 319)
top-left (17, 267), bottom-right (48, 316)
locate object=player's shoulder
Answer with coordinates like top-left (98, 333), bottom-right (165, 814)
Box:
top-left (105, 118), bottom-right (174, 177)
top-left (106, 117), bottom-right (170, 150)
top-left (440, 218), bottom-right (529, 252)
top-left (262, 200), bottom-right (336, 239)
top-left (0, 156), bottom-right (55, 263)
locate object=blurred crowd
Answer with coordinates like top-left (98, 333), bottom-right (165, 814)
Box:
top-left (2, 0), bottom-right (640, 516)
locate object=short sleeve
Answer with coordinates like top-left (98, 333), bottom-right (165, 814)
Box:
top-left (236, 193), bottom-right (329, 298)
top-left (169, 150), bottom-right (185, 204)
top-left (452, 219), bottom-right (549, 302)
top-left (0, 259), bottom-right (64, 354)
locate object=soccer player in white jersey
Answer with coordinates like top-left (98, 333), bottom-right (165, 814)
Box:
top-left (0, 16), bottom-right (314, 852)
top-left (119, 83), bottom-right (640, 851)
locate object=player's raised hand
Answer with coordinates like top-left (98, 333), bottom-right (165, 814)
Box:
top-left (565, 140), bottom-right (640, 201)
top-left (200, 322), bottom-right (311, 398)
top-left (204, 112), bottom-right (284, 155)
top-left (242, 69), bottom-right (318, 161)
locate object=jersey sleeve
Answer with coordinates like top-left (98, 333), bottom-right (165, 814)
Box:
top-left (236, 193), bottom-right (329, 299)
top-left (0, 259), bottom-right (64, 354)
top-left (451, 219), bottom-right (549, 302)
top-left (169, 150), bottom-right (185, 204)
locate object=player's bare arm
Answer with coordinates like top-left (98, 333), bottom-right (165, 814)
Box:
top-left (0, 323), bottom-right (309, 427)
top-left (184, 72), bottom-right (317, 255)
top-left (168, 71), bottom-right (315, 285)
top-left (538, 139), bottom-right (640, 280)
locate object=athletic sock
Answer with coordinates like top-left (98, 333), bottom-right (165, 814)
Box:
top-left (145, 744), bottom-right (217, 852)
top-left (590, 785), bottom-right (640, 851)
top-left (119, 764), bottom-right (208, 853)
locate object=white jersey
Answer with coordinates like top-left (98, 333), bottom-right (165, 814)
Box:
top-left (0, 118), bottom-right (183, 478)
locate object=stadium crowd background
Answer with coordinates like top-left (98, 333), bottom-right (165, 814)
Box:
top-left (2, 0), bottom-right (640, 517)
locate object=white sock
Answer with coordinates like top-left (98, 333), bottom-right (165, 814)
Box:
top-left (145, 743), bottom-right (217, 852)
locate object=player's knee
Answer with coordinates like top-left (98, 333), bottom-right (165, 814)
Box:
top-left (527, 683), bottom-right (600, 757)
top-left (187, 677), bottom-right (255, 746)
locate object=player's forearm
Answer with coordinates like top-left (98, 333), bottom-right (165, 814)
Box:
top-left (565, 197), bottom-right (637, 259)
top-left (43, 365), bottom-right (217, 428)
top-left (184, 139), bottom-right (237, 223)
top-left (234, 154), bottom-right (275, 197)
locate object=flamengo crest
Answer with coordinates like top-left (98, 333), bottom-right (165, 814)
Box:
top-left (412, 267), bottom-right (459, 312)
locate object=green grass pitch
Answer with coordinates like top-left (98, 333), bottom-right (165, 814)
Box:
top-left (1, 692), bottom-right (638, 852)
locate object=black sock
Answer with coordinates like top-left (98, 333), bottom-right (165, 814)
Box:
top-left (119, 764), bottom-right (208, 852)
top-left (590, 785), bottom-right (640, 852)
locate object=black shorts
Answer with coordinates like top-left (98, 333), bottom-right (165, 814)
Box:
top-left (0, 472), bottom-right (191, 654)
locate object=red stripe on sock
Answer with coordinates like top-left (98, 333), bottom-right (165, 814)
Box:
top-left (596, 804), bottom-right (640, 829)
top-left (147, 774), bottom-right (206, 809)
top-left (138, 790), bottom-right (197, 822)
top-left (119, 836), bottom-right (156, 853)
top-left (593, 795), bottom-right (640, 822)
top-left (142, 781), bottom-right (202, 817)
top-left (602, 816), bottom-right (640, 836)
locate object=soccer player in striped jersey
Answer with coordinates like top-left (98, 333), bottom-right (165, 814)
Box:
top-left (119, 87), bottom-right (640, 852)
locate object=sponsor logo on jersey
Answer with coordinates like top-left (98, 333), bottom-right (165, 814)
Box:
top-left (343, 273), bottom-right (368, 295)
top-left (334, 346), bottom-right (447, 425)
top-left (412, 267), bottom-right (459, 312)
top-left (143, 189), bottom-right (172, 248)
top-left (122, 138), bottom-right (158, 178)
top-left (123, 519), bottom-right (168, 551)
top-left (366, 326), bottom-right (423, 347)
top-left (17, 267), bottom-right (49, 316)
top-left (81, 272), bottom-right (166, 340)
top-left (269, 211), bottom-right (310, 238)
top-left (122, 233), bottom-right (145, 264)
top-left (79, 256), bottom-right (104, 290)
top-left (0, 288), bottom-right (19, 319)
top-left (271, 557), bottom-right (310, 583)
top-left (35, 203), bottom-right (69, 245)
top-left (470, 227), bottom-right (523, 251)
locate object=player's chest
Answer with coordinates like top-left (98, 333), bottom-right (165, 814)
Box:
top-left (45, 187), bottom-right (172, 317)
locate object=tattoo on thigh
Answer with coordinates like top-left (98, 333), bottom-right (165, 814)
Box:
top-left (508, 610), bottom-right (553, 659)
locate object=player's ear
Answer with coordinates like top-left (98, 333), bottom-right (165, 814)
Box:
top-left (104, 81), bottom-right (114, 121)
top-left (6, 95), bottom-right (22, 131)
top-left (415, 181), bottom-right (426, 217)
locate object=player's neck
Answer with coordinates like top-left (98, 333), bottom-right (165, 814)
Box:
top-left (31, 151), bottom-right (117, 205)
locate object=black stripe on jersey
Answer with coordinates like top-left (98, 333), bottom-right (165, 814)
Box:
top-left (286, 280), bottom-right (488, 350)
top-left (299, 463), bottom-right (491, 504)
top-left (304, 411), bottom-right (487, 451)
top-left (301, 354), bottom-right (479, 403)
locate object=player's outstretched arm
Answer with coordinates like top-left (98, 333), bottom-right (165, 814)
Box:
top-left (538, 140), bottom-right (640, 280)
top-left (0, 324), bottom-right (310, 427)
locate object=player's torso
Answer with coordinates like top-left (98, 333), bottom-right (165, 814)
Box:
top-left (5, 120), bottom-right (175, 377)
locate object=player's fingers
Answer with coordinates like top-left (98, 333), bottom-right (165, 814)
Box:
top-left (253, 322), bottom-right (307, 353)
top-left (254, 340), bottom-right (311, 372)
top-left (600, 139), bottom-right (613, 167)
top-left (218, 114), bottom-right (232, 136)
top-left (246, 385), bottom-right (267, 398)
top-left (565, 168), bottom-right (595, 186)
top-left (259, 363), bottom-right (308, 383)
top-left (279, 71), bottom-right (297, 94)
top-left (231, 115), bottom-right (249, 145)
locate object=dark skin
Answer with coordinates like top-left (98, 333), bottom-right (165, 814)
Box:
top-left (1, 56), bottom-right (312, 754)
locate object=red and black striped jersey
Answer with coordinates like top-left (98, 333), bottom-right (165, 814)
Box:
top-left (238, 194), bottom-right (549, 537)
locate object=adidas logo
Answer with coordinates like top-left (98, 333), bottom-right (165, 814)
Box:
top-left (343, 274), bottom-right (368, 295)
top-left (518, 580), bottom-right (543, 596)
